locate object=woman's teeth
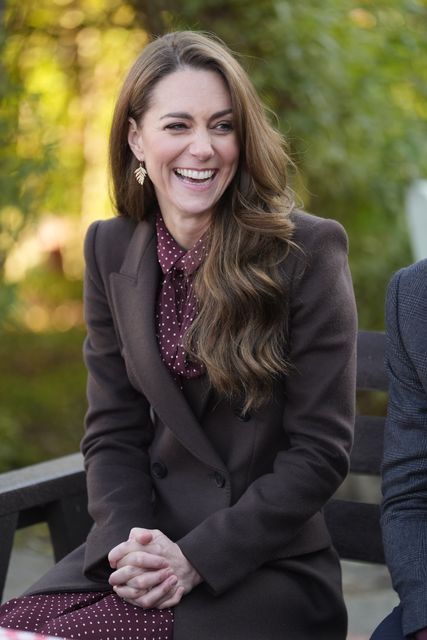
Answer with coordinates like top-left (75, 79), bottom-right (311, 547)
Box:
top-left (175, 168), bottom-right (215, 182)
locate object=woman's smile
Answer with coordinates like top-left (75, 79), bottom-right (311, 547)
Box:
top-left (173, 167), bottom-right (218, 190)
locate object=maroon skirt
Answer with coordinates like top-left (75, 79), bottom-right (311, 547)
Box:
top-left (0, 592), bottom-right (173, 640)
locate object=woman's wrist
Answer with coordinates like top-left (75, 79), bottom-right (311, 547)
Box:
top-left (179, 546), bottom-right (203, 591)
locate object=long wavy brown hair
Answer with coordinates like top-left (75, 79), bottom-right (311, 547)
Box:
top-left (109, 31), bottom-right (296, 413)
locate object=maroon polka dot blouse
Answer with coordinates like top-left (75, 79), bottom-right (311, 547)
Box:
top-left (155, 214), bottom-right (207, 379)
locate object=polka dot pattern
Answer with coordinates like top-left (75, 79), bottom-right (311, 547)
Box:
top-left (155, 214), bottom-right (206, 379)
top-left (0, 592), bottom-right (173, 640)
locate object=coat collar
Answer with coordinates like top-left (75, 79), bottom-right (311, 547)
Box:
top-left (109, 219), bottom-right (224, 471)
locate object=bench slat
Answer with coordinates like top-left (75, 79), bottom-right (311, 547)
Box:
top-left (357, 330), bottom-right (387, 391)
top-left (0, 453), bottom-right (85, 517)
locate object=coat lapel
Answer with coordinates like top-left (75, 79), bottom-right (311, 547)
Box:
top-left (181, 375), bottom-right (212, 423)
top-left (110, 220), bottom-right (224, 472)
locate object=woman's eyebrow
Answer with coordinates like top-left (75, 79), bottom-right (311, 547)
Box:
top-left (160, 108), bottom-right (233, 121)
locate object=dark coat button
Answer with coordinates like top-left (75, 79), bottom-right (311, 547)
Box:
top-left (151, 461), bottom-right (168, 479)
top-left (214, 471), bottom-right (226, 488)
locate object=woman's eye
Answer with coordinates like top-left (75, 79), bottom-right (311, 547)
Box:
top-left (215, 121), bottom-right (234, 132)
top-left (165, 123), bottom-right (188, 131)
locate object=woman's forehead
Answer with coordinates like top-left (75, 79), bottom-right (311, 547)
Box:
top-left (146, 68), bottom-right (232, 114)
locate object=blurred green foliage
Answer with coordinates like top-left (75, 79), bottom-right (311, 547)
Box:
top-left (1, 0), bottom-right (427, 469)
top-left (0, 329), bottom-right (86, 471)
top-left (165, 0), bottom-right (427, 328)
top-left (0, 27), bottom-right (53, 323)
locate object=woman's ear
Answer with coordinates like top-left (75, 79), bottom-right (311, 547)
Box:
top-left (128, 117), bottom-right (144, 161)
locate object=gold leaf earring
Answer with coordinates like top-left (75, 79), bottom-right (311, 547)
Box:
top-left (134, 162), bottom-right (147, 186)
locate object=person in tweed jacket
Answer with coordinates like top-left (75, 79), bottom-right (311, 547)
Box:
top-left (371, 259), bottom-right (427, 640)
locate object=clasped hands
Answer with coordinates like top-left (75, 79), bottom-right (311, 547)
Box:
top-left (108, 527), bottom-right (202, 609)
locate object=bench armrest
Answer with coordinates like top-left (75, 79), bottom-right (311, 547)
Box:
top-left (0, 453), bottom-right (92, 602)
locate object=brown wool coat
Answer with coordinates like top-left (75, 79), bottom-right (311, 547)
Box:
top-left (26, 210), bottom-right (357, 640)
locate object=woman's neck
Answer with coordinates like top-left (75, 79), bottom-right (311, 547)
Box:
top-left (160, 211), bottom-right (211, 250)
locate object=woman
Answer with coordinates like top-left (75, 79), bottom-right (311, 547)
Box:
top-left (0, 31), bottom-right (357, 640)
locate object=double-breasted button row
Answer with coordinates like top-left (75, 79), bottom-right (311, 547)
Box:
top-left (151, 462), bottom-right (226, 489)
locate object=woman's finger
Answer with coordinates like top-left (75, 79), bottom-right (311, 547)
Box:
top-left (113, 584), bottom-right (146, 601)
top-left (127, 568), bottom-right (173, 591)
top-left (109, 566), bottom-right (172, 590)
top-left (108, 539), bottom-right (141, 568)
top-left (109, 563), bottom-right (170, 587)
top-left (128, 574), bottom-right (178, 609)
top-left (115, 581), bottom-right (185, 610)
top-left (129, 528), bottom-right (153, 544)
top-left (114, 550), bottom-right (168, 571)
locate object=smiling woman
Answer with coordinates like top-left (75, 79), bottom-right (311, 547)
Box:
top-left (0, 31), bottom-right (357, 640)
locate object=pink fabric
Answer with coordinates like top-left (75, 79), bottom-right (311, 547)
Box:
top-left (0, 628), bottom-right (62, 639)
top-left (0, 592), bottom-right (173, 640)
top-left (155, 214), bottom-right (207, 378)
top-left (416, 627), bottom-right (427, 640)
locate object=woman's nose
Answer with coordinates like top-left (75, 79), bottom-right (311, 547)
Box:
top-left (189, 129), bottom-right (214, 160)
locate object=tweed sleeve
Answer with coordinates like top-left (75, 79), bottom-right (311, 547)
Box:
top-left (381, 262), bottom-right (427, 638)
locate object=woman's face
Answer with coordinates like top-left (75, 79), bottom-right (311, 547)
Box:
top-left (128, 67), bottom-right (239, 231)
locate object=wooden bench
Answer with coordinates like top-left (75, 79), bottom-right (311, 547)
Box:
top-left (0, 329), bottom-right (387, 603)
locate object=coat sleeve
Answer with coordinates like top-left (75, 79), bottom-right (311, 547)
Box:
top-left (178, 216), bottom-right (357, 594)
top-left (81, 221), bottom-right (156, 582)
top-left (381, 266), bottom-right (427, 638)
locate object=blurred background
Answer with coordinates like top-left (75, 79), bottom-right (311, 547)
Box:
top-left (2, 1), bottom-right (427, 635)
top-left (1, 0), bottom-right (427, 475)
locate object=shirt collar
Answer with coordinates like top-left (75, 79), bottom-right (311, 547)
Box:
top-left (156, 214), bottom-right (207, 277)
